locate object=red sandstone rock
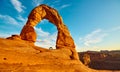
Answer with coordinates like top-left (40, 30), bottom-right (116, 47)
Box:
top-left (6, 4), bottom-right (78, 59)
top-left (20, 25), bottom-right (37, 42)
top-left (20, 4), bottom-right (75, 49)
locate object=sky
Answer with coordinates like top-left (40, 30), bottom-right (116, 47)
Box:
top-left (0, 0), bottom-right (120, 52)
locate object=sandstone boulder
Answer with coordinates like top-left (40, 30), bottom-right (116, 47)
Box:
top-left (7, 35), bottom-right (21, 40)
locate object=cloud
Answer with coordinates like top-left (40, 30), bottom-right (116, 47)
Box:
top-left (80, 29), bottom-right (107, 46)
top-left (0, 14), bottom-right (27, 26)
top-left (17, 15), bottom-right (27, 25)
top-left (32, 0), bottom-right (44, 6)
top-left (0, 14), bottom-right (26, 39)
top-left (78, 27), bottom-right (120, 51)
top-left (17, 15), bottom-right (26, 22)
top-left (59, 4), bottom-right (71, 9)
top-left (10, 0), bottom-right (25, 12)
top-left (32, 0), bottom-right (71, 11)
top-left (0, 32), bottom-right (11, 38)
top-left (34, 27), bottom-right (50, 37)
top-left (53, 1), bottom-right (60, 4)
top-left (34, 27), bottom-right (57, 48)
top-left (35, 32), bottom-right (57, 48)
top-left (61, 4), bottom-right (71, 8)
top-left (112, 26), bottom-right (120, 31)
top-left (0, 31), bottom-right (19, 38)
top-left (0, 14), bottom-right (19, 25)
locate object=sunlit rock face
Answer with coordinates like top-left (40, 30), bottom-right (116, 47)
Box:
top-left (20, 4), bottom-right (75, 49)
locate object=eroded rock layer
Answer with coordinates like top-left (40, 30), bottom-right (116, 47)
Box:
top-left (20, 4), bottom-right (75, 49)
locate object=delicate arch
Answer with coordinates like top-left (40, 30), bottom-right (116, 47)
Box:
top-left (20, 4), bottom-right (75, 49)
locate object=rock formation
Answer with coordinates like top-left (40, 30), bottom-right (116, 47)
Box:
top-left (83, 53), bottom-right (91, 66)
top-left (20, 4), bottom-right (75, 49)
top-left (7, 35), bottom-right (21, 40)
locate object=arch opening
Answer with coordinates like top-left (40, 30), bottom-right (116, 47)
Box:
top-left (35, 19), bottom-right (57, 49)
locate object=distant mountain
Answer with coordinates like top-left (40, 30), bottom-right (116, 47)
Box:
top-left (78, 50), bottom-right (120, 70)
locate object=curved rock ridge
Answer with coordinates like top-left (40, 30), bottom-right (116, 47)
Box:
top-left (20, 4), bottom-right (75, 49)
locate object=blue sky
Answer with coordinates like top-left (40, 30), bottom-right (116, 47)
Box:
top-left (0, 0), bottom-right (120, 52)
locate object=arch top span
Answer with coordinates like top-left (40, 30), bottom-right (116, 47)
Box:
top-left (20, 4), bottom-right (75, 49)
top-left (26, 4), bottom-right (63, 27)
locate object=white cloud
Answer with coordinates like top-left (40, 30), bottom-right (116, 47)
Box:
top-left (17, 15), bottom-right (27, 25)
top-left (59, 4), bottom-right (71, 9)
top-left (34, 27), bottom-right (57, 48)
top-left (0, 14), bottom-right (27, 26)
top-left (0, 14), bottom-right (26, 39)
top-left (34, 27), bottom-right (50, 37)
top-left (112, 26), bottom-right (120, 31)
top-left (10, 0), bottom-right (25, 12)
top-left (81, 29), bottom-right (107, 46)
top-left (32, 0), bottom-right (44, 6)
top-left (53, 1), bottom-right (60, 4)
top-left (77, 45), bottom-right (101, 52)
top-left (32, 0), bottom-right (71, 11)
top-left (17, 15), bottom-right (26, 22)
top-left (0, 31), bottom-right (19, 38)
top-left (35, 32), bottom-right (57, 48)
top-left (0, 33), bottom-right (11, 38)
top-left (78, 27), bottom-right (120, 51)
top-left (0, 14), bottom-right (18, 25)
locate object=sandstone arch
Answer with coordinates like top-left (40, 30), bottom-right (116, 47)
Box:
top-left (20, 4), bottom-right (75, 49)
